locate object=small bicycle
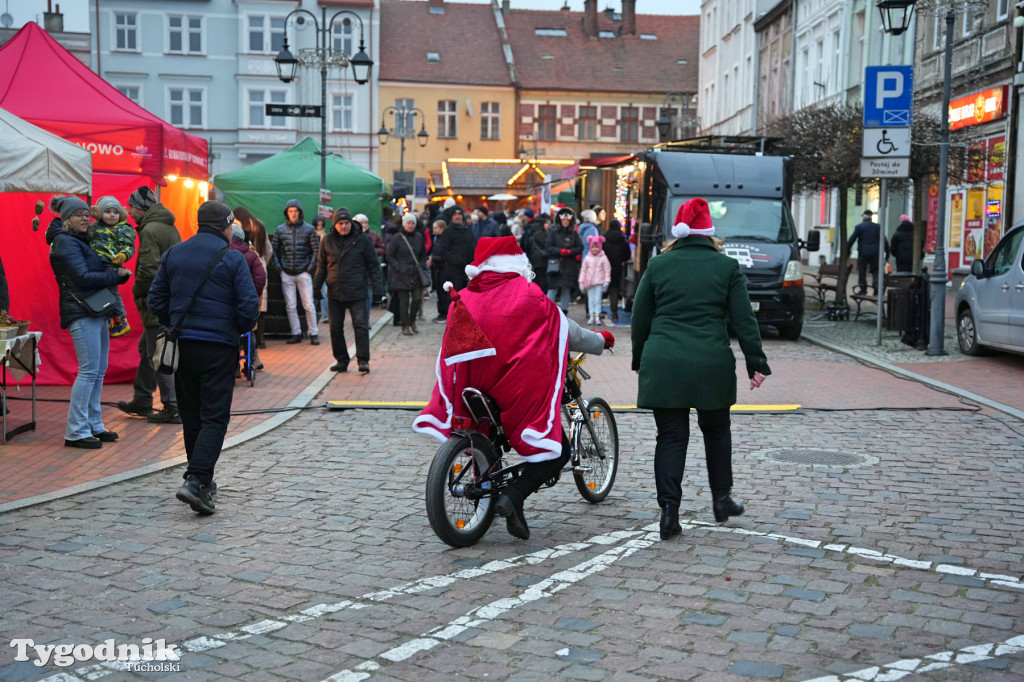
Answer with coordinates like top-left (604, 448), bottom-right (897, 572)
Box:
top-left (425, 353), bottom-right (619, 547)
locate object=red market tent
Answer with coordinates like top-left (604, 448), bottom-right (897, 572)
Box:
top-left (0, 22), bottom-right (209, 385)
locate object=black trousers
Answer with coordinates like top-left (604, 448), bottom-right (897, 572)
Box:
top-left (857, 253), bottom-right (880, 294)
top-left (506, 431), bottom-right (571, 504)
top-left (395, 287), bottom-right (423, 327)
top-left (328, 297), bottom-right (369, 366)
top-left (653, 408), bottom-right (733, 508)
top-left (176, 340), bottom-right (238, 485)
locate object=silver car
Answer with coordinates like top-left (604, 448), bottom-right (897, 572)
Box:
top-left (954, 222), bottom-right (1024, 356)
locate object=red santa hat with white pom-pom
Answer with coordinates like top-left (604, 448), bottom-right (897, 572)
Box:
top-left (464, 235), bottom-right (534, 281)
top-left (671, 197), bottom-right (716, 239)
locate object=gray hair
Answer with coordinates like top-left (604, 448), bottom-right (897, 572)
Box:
top-left (580, 209), bottom-right (597, 224)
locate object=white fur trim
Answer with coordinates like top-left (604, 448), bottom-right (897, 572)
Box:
top-left (465, 253), bottom-right (534, 281)
top-left (671, 221), bottom-right (715, 239)
top-left (412, 350), bottom-right (454, 441)
top-left (517, 309), bottom-right (569, 462)
top-left (442, 281), bottom-right (454, 292)
top-left (444, 348), bottom-right (497, 366)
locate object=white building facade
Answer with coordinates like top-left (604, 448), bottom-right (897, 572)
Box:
top-left (698, 0), bottom-right (758, 135)
top-left (90, 0), bottom-right (380, 180)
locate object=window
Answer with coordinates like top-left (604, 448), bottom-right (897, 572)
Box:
top-left (332, 18), bottom-right (353, 55)
top-left (619, 106), bottom-right (638, 142)
top-left (332, 93), bottom-right (353, 132)
top-left (598, 30), bottom-right (615, 38)
top-left (578, 105), bottom-right (597, 141)
top-left (438, 100), bottom-right (457, 138)
top-left (640, 33), bottom-right (657, 40)
top-left (997, 0), bottom-right (1010, 20)
top-left (537, 105), bottom-right (557, 140)
top-left (248, 89), bottom-right (287, 128)
top-left (248, 15), bottom-right (285, 54)
top-left (169, 15), bottom-right (203, 54)
top-left (933, 14), bottom-right (944, 51)
top-left (116, 85), bottom-right (140, 103)
top-left (426, 52), bottom-right (440, 62)
top-left (114, 12), bottom-right (137, 51)
top-left (480, 102), bottom-right (500, 140)
top-left (394, 98), bottom-right (415, 136)
top-left (169, 88), bottom-right (204, 128)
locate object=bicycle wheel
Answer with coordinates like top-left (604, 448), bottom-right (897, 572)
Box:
top-left (573, 397), bottom-right (619, 503)
top-left (425, 432), bottom-right (499, 547)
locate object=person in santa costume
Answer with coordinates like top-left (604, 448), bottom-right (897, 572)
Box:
top-left (414, 236), bottom-right (614, 540)
top-left (631, 197), bottom-right (770, 540)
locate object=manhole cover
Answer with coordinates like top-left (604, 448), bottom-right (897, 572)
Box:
top-left (762, 448), bottom-right (870, 467)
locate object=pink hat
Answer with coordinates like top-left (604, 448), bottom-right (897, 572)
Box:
top-left (464, 236), bottom-right (532, 280)
top-left (671, 198), bottom-right (716, 239)
top-left (587, 235), bottom-right (605, 246)
top-left (899, 214), bottom-right (911, 223)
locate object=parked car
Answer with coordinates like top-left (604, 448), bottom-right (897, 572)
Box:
top-left (954, 222), bottom-right (1024, 356)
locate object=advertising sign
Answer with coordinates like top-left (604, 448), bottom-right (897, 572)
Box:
top-left (948, 87), bottom-right (1007, 130)
top-left (949, 192), bottom-right (963, 249)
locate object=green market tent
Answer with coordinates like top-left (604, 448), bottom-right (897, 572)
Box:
top-left (213, 137), bottom-right (391, 234)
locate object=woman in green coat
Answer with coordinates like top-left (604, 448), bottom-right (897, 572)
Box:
top-left (631, 198), bottom-right (771, 540)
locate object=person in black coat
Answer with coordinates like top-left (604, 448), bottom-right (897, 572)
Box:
top-left (430, 207), bottom-right (474, 321)
top-left (603, 219), bottom-right (632, 323)
top-left (847, 210), bottom-right (890, 294)
top-left (525, 215), bottom-right (551, 292)
top-left (47, 196), bottom-right (132, 450)
top-left (546, 207), bottom-right (584, 313)
top-left (312, 207), bottom-right (384, 374)
top-left (890, 215), bottom-right (918, 273)
top-left (149, 201), bottom-right (260, 515)
top-left (0, 254), bottom-right (9, 314)
top-left (387, 213), bottom-right (427, 335)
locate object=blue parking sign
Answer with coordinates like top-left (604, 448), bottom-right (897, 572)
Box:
top-left (864, 66), bottom-right (913, 127)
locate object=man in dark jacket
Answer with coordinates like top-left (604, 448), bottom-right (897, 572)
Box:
top-left (471, 207), bottom-right (499, 243)
top-left (149, 201), bottom-right (259, 515)
top-left (429, 207), bottom-right (475, 321)
top-left (271, 199), bottom-right (320, 345)
top-left (118, 186), bottom-right (182, 424)
top-left (890, 215), bottom-right (918, 273)
top-left (312, 207), bottom-right (384, 374)
top-left (847, 210), bottom-right (890, 294)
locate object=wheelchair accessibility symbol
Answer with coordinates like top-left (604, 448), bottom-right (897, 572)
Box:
top-left (862, 127), bottom-right (910, 158)
top-left (876, 129), bottom-right (898, 154)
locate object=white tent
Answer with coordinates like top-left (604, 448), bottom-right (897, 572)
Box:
top-left (0, 106), bottom-right (91, 194)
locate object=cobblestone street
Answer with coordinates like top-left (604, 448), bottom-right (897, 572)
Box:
top-left (2, 332), bottom-right (1022, 681)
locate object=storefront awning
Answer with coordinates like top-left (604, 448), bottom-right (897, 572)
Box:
top-left (578, 154), bottom-right (637, 169)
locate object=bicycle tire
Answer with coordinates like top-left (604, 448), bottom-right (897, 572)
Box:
top-left (573, 397), bottom-right (619, 503)
top-left (425, 432), bottom-right (499, 547)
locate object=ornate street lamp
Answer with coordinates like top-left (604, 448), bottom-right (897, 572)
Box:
top-left (876, 0), bottom-right (917, 36)
top-left (657, 92), bottom-right (698, 142)
top-left (378, 104), bottom-right (429, 192)
top-left (274, 8), bottom-right (374, 191)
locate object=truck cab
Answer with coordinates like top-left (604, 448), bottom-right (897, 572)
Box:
top-left (635, 145), bottom-right (818, 340)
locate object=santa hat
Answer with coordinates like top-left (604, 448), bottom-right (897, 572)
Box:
top-left (671, 198), bottom-right (716, 239)
top-left (464, 235), bottom-right (534, 281)
top-left (440, 283), bottom-right (496, 366)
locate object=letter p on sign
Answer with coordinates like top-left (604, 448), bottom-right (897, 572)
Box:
top-left (864, 65), bottom-right (913, 128)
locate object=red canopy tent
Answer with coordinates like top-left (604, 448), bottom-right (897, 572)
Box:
top-left (0, 22), bottom-right (209, 385)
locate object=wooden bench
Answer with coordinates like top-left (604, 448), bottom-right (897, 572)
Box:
top-left (850, 274), bottom-right (916, 320)
top-left (807, 262), bottom-right (852, 304)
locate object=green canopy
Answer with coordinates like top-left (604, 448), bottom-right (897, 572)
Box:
top-left (213, 137), bottom-right (391, 234)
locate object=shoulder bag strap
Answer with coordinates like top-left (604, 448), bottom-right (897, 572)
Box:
top-left (399, 232), bottom-right (420, 263)
top-left (170, 247), bottom-right (229, 334)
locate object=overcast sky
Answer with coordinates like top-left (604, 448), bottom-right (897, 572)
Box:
top-left (3, 0), bottom-right (700, 33)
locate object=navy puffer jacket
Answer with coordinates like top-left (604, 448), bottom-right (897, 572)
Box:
top-left (47, 222), bottom-right (121, 329)
top-left (147, 227), bottom-right (260, 346)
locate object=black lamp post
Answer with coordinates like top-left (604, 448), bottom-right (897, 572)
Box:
top-left (876, 0), bottom-right (917, 36)
top-left (378, 104), bottom-right (428, 192)
top-left (274, 8), bottom-right (373, 192)
top-left (657, 92), bottom-right (696, 142)
top-left (927, 4), bottom-right (954, 356)
top-left (518, 135), bottom-right (538, 162)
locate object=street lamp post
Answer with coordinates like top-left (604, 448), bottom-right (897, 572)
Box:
top-left (518, 135), bottom-right (539, 162)
top-left (274, 8), bottom-right (373, 193)
top-left (927, 6), bottom-right (955, 356)
top-left (377, 104), bottom-right (429, 192)
top-left (657, 92), bottom-right (697, 142)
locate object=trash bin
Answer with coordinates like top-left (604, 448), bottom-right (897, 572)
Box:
top-left (886, 288), bottom-right (910, 331)
top-left (898, 274), bottom-right (929, 349)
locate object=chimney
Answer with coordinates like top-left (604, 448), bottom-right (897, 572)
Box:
top-left (44, 1), bottom-right (64, 33)
top-left (583, 0), bottom-right (597, 38)
top-left (428, 0), bottom-right (444, 10)
top-left (502, 0), bottom-right (510, 17)
top-left (622, 0), bottom-right (636, 36)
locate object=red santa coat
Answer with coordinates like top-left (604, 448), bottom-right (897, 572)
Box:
top-left (413, 271), bottom-right (568, 461)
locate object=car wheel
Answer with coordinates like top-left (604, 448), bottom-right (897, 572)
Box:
top-left (957, 308), bottom-right (985, 356)
top-left (777, 322), bottom-right (802, 341)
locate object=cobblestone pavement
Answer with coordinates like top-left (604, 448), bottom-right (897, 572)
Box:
top-left (2, 332), bottom-right (1022, 681)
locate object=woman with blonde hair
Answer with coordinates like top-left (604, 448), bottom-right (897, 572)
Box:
top-left (233, 206), bottom-right (273, 349)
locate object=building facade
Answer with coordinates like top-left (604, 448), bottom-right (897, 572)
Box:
top-left (699, 0), bottom-right (757, 135)
top-left (90, 0), bottom-right (380, 179)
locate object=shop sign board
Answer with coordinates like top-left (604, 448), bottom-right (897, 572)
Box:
top-left (948, 87), bottom-right (1007, 130)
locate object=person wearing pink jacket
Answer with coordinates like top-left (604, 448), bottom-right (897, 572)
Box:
top-left (578, 235), bottom-right (611, 325)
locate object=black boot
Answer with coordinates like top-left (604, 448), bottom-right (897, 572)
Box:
top-left (660, 504), bottom-right (681, 540)
top-left (712, 490), bottom-right (744, 523)
top-left (495, 492), bottom-right (530, 540)
top-left (496, 451), bottom-right (568, 540)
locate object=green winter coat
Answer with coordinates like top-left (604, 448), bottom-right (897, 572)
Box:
top-left (131, 203), bottom-right (181, 328)
top-left (631, 236), bottom-right (771, 410)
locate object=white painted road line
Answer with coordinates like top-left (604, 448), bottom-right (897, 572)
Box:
top-left (802, 634), bottom-right (1024, 681)
top-left (322, 529), bottom-right (660, 681)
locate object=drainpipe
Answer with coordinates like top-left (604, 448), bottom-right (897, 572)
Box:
top-left (369, 3), bottom-right (376, 175)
